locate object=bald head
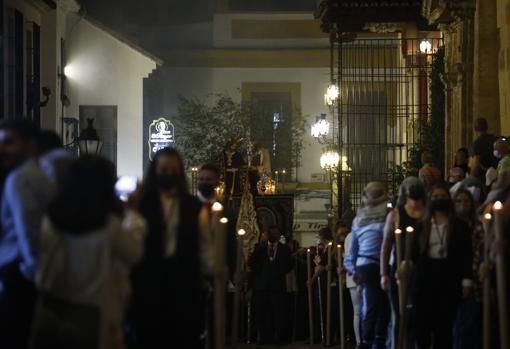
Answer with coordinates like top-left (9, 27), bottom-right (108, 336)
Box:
top-left (494, 139), bottom-right (510, 158)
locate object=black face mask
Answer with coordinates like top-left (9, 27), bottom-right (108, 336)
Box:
top-left (430, 198), bottom-right (451, 212)
top-left (198, 183), bottom-right (216, 198)
top-left (408, 185), bottom-right (425, 201)
top-left (157, 173), bottom-right (179, 190)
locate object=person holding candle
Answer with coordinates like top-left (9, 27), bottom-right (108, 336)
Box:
top-left (127, 148), bottom-right (209, 348)
top-left (413, 184), bottom-right (473, 349)
top-left (452, 188), bottom-right (484, 349)
top-left (196, 163), bottom-right (239, 343)
top-left (308, 227), bottom-right (338, 344)
top-left (249, 225), bottom-right (293, 345)
top-left (345, 182), bottom-right (390, 349)
top-left (380, 177), bottom-right (427, 349)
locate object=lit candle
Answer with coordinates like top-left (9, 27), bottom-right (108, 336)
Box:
top-left (307, 249), bottom-right (314, 344)
top-left (275, 170), bottom-right (279, 192)
top-left (231, 228), bottom-right (246, 346)
top-left (492, 201), bottom-right (508, 349)
top-left (212, 202), bottom-right (227, 349)
top-left (337, 244), bottom-right (345, 349)
top-left (482, 211), bottom-right (492, 349)
top-left (404, 226), bottom-right (414, 262)
top-left (282, 169), bottom-right (286, 192)
top-left (326, 242), bottom-right (332, 346)
top-left (395, 229), bottom-right (403, 267)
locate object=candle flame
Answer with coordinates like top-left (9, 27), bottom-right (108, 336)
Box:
top-left (211, 202), bottom-right (223, 212)
top-left (337, 244), bottom-right (341, 248)
top-left (406, 226), bottom-right (414, 233)
top-left (494, 201), bottom-right (503, 211)
top-left (237, 228), bottom-right (246, 236)
top-left (219, 217), bottom-right (228, 224)
top-left (484, 213), bottom-right (492, 220)
top-left (395, 228), bottom-right (402, 235)
top-left (328, 242), bottom-right (333, 246)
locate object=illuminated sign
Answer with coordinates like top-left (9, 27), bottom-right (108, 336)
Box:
top-left (148, 117), bottom-right (175, 160)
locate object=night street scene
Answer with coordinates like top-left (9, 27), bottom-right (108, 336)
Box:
top-left (0, 0), bottom-right (509, 348)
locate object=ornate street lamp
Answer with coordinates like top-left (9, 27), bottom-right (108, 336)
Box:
top-left (311, 113), bottom-right (330, 138)
top-left (78, 118), bottom-right (103, 155)
top-left (419, 39), bottom-right (432, 54)
top-left (320, 148), bottom-right (340, 170)
top-left (324, 83), bottom-right (339, 106)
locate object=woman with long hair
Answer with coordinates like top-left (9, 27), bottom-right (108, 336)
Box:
top-left (31, 155), bottom-right (146, 349)
top-left (380, 177), bottom-right (427, 349)
top-left (414, 184), bottom-right (473, 349)
top-left (452, 188), bottom-right (484, 349)
top-left (128, 147), bottom-right (208, 348)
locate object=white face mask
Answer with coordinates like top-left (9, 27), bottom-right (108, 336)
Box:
top-left (448, 177), bottom-right (456, 184)
top-left (494, 150), bottom-right (502, 159)
top-left (279, 235), bottom-right (287, 244)
top-left (467, 186), bottom-right (481, 203)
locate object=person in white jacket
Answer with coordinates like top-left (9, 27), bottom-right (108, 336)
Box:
top-left (30, 155), bottom-right (146, 349)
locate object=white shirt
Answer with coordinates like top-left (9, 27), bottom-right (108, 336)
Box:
top-left (267, 241), bottom-right (278, 261)
top-left (428, 220), bottom-right (448, 259)
top-left (344, 233), bottom-right (356, 288)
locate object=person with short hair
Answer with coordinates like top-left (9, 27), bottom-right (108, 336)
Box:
top-left (493, 138), bottom-right (510, 173)
top-left (0, 120), bottom-right (70, 348)
top-left (418, 151), bottom-right (442, 188)
top-left (249, 225), bottom-right (293, 345)
top-left (469, 117), bottom-right (498, 181)
top-left (454, 148), bottom-right (470, 175)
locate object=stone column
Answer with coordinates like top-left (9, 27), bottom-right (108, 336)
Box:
top-left (422, 0), bottom-right (476, 171)
top-left (474, 0), bottom-right (500, 135)
top-left (497, 0), bottom-right (510, 135)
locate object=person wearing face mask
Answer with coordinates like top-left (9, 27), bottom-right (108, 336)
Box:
top-left (493, 138), bottom-right (510, 173)
top-left (380, 177), bottom-right (427, 349)
top-left (196, 163), bottom-right (238, 345)
top-left (127, 148), bottom-right (209, 348)
top-left (249, 225), bottom-right (293, 345)
top-left (452, 189), bottom-right (484, 349)
top-left (413, 184), bottom-right (473, 349)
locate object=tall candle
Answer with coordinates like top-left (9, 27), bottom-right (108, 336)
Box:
top-left (482, 212), bottom-right (492, 349)
top-left (307, 249), bottom-right (314, 344)
top-left (326, 242), bottom-right (332, 346)
top-left (492, 201), bottom-right (508, 349)
top-left (337, 244), bottom-right (345, 349)
top-left (275, 171), bottom-right (279, 192)
top-left (212, 201), bottom-right (227, 349)
top-left (395, 228), bottom-right (403, 266)
top-left (282, 169), bottom-right (286, 192)
top-left (404, 226), bottom-right (414, 262)
top-left (231, 228), bottom-right (246, 346)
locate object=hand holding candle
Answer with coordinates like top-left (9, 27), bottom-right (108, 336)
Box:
top-left (492, 200), bottom-right (508, 349)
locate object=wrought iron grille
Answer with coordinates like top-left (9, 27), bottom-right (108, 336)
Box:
top-left (330, 37), bottom-right (442, 215)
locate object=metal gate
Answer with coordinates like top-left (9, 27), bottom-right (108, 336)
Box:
top-left (331, 36), bottom-right (442, 215)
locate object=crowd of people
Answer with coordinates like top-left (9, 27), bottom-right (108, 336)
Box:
top-left (0, 116), bottom-right (508, 349)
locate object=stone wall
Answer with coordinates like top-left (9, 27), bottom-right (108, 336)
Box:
top-left (497, 0), bottom-right (510, 135)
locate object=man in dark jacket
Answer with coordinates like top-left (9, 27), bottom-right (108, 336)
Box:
top-left (250, 225), bottom-right (293, 345)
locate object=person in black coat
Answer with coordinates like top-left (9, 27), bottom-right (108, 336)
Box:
top-left (127, 148), bottom-right (206, 349)
top-left (249, 225), bottom-right (293, 345)
top-left (413, 183), bottom-right (473, 349)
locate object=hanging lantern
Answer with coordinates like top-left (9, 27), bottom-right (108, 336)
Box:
top-left (419, 39), bottom-right (432, 54)
top-left (311, 114), bottom-right (330, 138)
top-left (324, 83), bottom-right (339, 106)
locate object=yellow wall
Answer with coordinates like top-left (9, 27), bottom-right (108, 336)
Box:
top-left (497, 0), bottom-right (510, 135)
